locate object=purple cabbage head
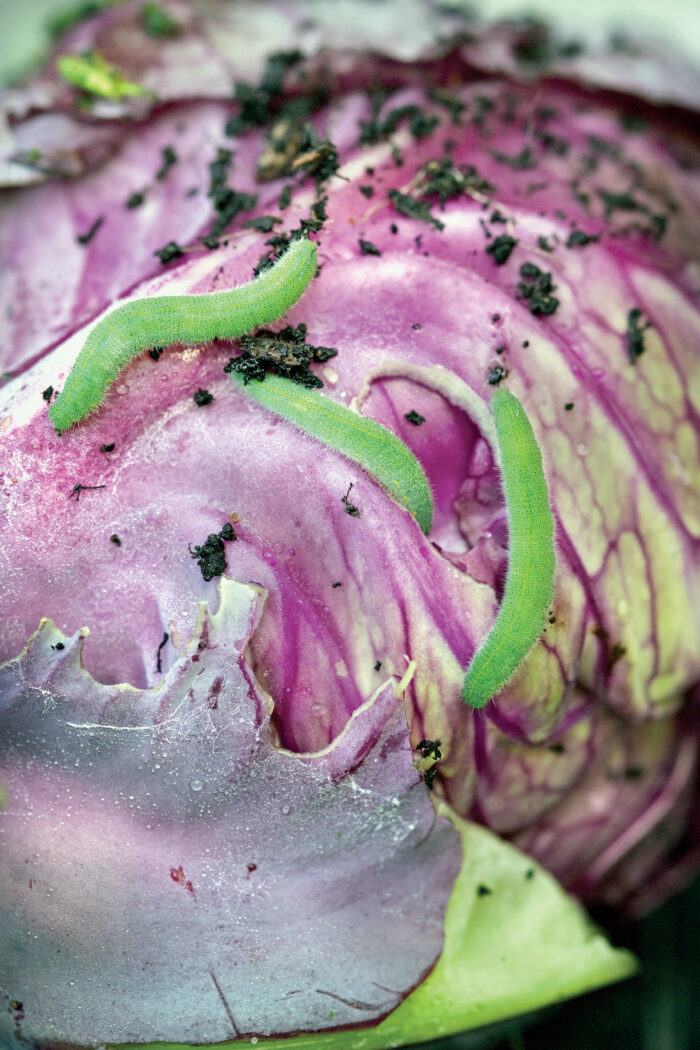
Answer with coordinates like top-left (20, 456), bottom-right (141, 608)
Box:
top-left (1, 1), bottom-right (699, 1048)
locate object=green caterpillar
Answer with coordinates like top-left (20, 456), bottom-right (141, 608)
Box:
top-left (49, 237), bottom-right (318, 433)
top-left (230, 372), bottom-right (433, 535)
top-left (462, 388), bottom-right (555, 709)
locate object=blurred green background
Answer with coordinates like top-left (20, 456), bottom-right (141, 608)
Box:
top-left (0, 2), bottom-right (698, 1048)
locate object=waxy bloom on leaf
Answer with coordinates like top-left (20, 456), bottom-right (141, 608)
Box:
top-left (0, 1), bottom-right (699, 1047)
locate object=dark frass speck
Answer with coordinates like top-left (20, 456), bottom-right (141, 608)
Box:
top-left (486, 234), bottom-right (518, 265)
top-left (155, 145), bottom-right (178, 181)
top-left (341, 483), bottom-right (360, 518)
top-left (517, 262), bottom-right (559, 315)
top-left (488, 364), bottom-right (508, 386)
top-left (627, 307), bottom-right (651, 363)
top-left (190, 523), bottom-right (237, 581)
top-left (154, 241), bottom-right (185, 264)
top-left (359, 238), bottom-right (382, 256)
top-left (566, 229), bottom-right (599, 248)
top-left (416, 740), bottom-right (442, 760)
top-left (405, 410), bottom-right (425, 425)
top-left (156, 631), bottom-right (169, 673)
